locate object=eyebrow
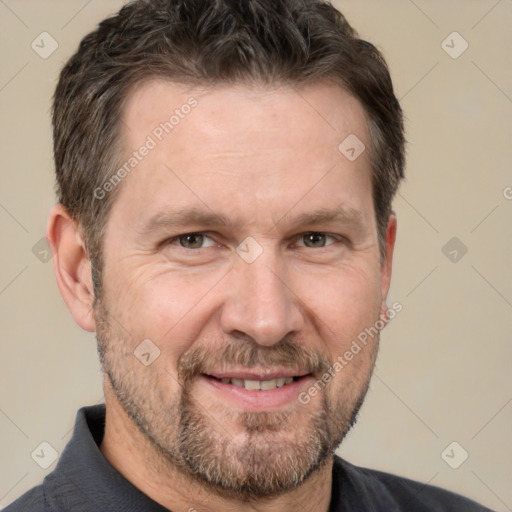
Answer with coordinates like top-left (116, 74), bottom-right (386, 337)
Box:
top-left (137, 205), bottom-right (367, 236)
top-left (278, 206), bottom-right (366, 232)
top-left (137, 208), bottom-right (236, 235)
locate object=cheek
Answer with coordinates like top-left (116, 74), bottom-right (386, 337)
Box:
top-left (104, 266), bottom-right (226, 356)
top-left (296, 265), bottom-right (383, 353)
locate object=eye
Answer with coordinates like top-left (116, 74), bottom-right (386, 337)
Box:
top-left (175, 233), bottom-right (216, 249)
top-left (296, 232), bottom-right (337, 248)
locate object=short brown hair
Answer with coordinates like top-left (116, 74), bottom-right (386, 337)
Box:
top-left (53, 0), bottom-right (405, 290)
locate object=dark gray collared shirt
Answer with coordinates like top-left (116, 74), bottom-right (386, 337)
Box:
top-left (5, 405), bottom-right (495, 511)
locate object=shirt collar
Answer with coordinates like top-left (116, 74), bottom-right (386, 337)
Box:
top-left (45, 404), bottom-right (170, 511)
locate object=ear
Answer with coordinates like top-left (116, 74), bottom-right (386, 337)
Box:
top-left (46, 204), bottom-right (96, 332)
top-left (379, 213), bottom-right (397, 321)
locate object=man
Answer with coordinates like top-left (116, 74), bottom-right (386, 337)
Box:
top-left (6, 0), bottom-right (494, 511)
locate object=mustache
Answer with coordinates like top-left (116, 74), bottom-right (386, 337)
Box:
top-left (177, 336), bottom-right (332, 384)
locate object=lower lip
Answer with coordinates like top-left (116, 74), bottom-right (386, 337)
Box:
top-left (199, 375), bottom-right (313, 411)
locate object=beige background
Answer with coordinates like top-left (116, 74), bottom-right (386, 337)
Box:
top-left (1, 0), bottom-right (511, 510)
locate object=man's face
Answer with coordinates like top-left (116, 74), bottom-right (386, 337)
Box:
top-left (95, 81), bottom-right (393, 499)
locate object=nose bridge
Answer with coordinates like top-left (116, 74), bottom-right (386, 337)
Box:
top-left (220, 246), bottom-right (303, 346)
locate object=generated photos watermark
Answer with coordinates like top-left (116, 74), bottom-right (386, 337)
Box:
top-left (298, 301), bottom-right (403, 405)
top-left (93, 97), bottom-right (198, 200)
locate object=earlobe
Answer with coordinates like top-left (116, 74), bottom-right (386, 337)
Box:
top-left (46, 204), bottom-right (97, 332)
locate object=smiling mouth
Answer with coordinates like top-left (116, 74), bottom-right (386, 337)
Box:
top-left (204, 375), bottom-right (307, 391)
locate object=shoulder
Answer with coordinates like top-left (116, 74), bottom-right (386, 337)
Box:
top-left (333, 456), bottom-right (496, 511)
top-left (3, 405), bottom-right (105, 512)
top-left (3, 485), bottom-right (46, 512)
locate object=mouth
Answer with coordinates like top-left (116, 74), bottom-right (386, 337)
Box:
top-left (198, 370), bottom-right (314, 410)
top-left (204, 374), bottom-right (306, 391)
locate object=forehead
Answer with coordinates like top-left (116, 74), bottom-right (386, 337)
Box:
top-left (113, 79), bottom-right (373, 231)
top-left (122, 79), bottom-right (369, 150)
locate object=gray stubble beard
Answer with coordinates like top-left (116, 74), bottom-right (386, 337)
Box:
top-left (95, 299), bottom-right (377, 501)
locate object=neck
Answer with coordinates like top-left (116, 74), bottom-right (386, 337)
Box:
top-left (100, 382), bottom-right (333, 512)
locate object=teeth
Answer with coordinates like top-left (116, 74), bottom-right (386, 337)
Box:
top-left (244, 379), bottom-right (261, 390)
top-left (219, 377), bottom-right (295, 390)
top-left (260, 379), bottom-right (277, 390)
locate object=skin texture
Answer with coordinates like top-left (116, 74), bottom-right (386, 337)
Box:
top-left (47, 81), bottom-right (396, 512)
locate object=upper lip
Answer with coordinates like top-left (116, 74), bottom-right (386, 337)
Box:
top-left (204, 368), bottom-right (311, 381)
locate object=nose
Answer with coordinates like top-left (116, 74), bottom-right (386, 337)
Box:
top-left (219, 249), bottom-right (305, 347)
